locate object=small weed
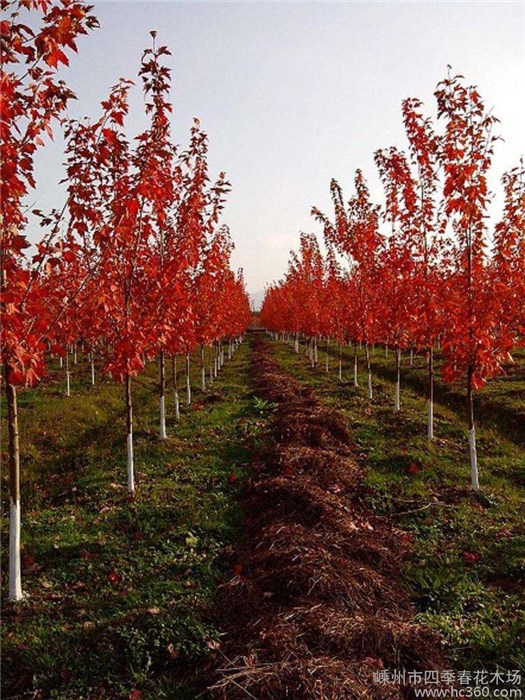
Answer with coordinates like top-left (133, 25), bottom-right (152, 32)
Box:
top-left (252, 396), bottom-right (278, 415)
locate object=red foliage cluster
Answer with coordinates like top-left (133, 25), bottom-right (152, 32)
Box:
top-left (261, 73), bottom-right (524, 392)
top-left (1, 8), bottom-right (251, 388)
top-left (1, 0), bottom-right (98, 384)
top-left (1, 3), bottom-right (251, 601)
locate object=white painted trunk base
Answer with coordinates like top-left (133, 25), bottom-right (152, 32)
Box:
top-left (368, 371), bottom-right (373, 399)
top-left (159, 395), bottom-right (167, 440)
top-left (354, 354), bottom-right (359, 387)
top-left (428, 398), bottom-right (434, 441)
top-left (395, 350), bottom-right (401, 411)
top-left (127, 432), bottom-right (135, 493)
top-left (173, 390), bottom-right (180, 420)
top-left (9, 499), bottom-right (23, 601)
top-left (201, 367), bottom-right (206, 391)
top-left (469, 427), bottom-right (479, 491)
top-left (90, 354), bottom-right (95, 385)
top-left (66, 371), bottom-right (71, 397)
top-left (186, 376), bottom-right (191, 405)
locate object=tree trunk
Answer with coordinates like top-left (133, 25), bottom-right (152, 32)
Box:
top-left (200, 345), bottom-right (206, 391)
top-left (325, 338), bottom-right (329, 373)
top-left (90, 351), bottom-right (95, 386)
top-left (186, 351), bottom-right (192, 404)
top-left (294, 333), bottom-right (299, 353)
top-left (428, 347), bottom-right (434, 441)
top-left (395, 347), bottom-right (401, 411)
top-left (59, 355), bottom-right (63, 369)
top-left (467, 365), bottom-right (479, 491)
top-left (354, 343), bottom-right (359, 387)
top-left (65, 350), bottom-right (71, 397)
top-left (159, 351), bottom-right (167, 440)
top-left (172, 355), bottom-right (180, 420)
top-left (5, 364), bottom-right (23, 601)
top-left (209, 346), bottom-right (214, 385)
top-left (73, 343), bottom-right (77, 365)
top-left (365, 344), bottom-right (373, 399)
top-left (409, 347), bottom-right (414, 368)
top-left (125, 373), bottom-right (135, 494)
top-left (338, 343), bottom-right (342, 381)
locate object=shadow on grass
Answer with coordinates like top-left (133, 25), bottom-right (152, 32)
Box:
top-left (310, 341), bottom-right (525, 448)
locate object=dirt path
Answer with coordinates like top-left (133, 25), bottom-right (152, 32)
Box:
top-left (212, 335), bottom-right (443, 699)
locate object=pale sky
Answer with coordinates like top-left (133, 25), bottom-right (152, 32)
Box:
top-left (29, 1), bottom-right (525, 294)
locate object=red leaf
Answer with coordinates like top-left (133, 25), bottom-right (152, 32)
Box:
top-left (406, 463), bottom-right (420, 475)
top-left (462, 551), bottom-right (480, 564)
top-left (107, 570), bottom-right (122, 585)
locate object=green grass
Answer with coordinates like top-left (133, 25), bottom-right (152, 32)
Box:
top-left (1, 342), bottom-right (266, 699)
top-left (366, 345), bottom-right (525, 448)
top-left (2, 336), bottom-right (523, 697)
top-left (271, 338), bottom-right (525, 674)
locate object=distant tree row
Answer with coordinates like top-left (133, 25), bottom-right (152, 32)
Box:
top-left (1, 1), bottom-right (250, 602)
top-left (262, 71), bottom-right (524, 493)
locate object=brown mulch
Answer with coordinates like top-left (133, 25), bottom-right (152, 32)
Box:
top-left (211, 336), bottom-right (443, 699)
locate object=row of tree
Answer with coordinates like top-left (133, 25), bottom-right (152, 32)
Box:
top-left (1, 2), bottom-right (250, 601)
top-left (261, 72), bottom-right (524, 493)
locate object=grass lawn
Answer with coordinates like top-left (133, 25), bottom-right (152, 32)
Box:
top-left (272, 338), bottom-right (525, 674)
top-left (1, 341), bottom-right (265, 700)
top-left (2, 335), bottom-right (523, 698)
